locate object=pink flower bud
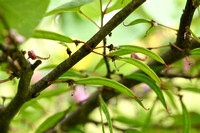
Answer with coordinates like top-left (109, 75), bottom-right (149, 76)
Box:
top-left (73, 85), bottom-right (89, 103)
top-left (28, 50), bottom-right (37, 60)
top-left (131, 53), bottom-right (145, 61)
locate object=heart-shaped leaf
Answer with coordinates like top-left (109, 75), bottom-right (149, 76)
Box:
top-left (0, 0), bottom-right (49, 42)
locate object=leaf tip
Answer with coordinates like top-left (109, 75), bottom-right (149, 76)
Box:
top-left (161, 83), bottom-right (167, 90)
top-left (143, 105), bottom-right (150, 111)
top-left (164, 63), bottom-right (170, 68)
top-left (134, 96), bottom-right (142, 101)
top-left (123, 22), bottom-right (129, 27)
top-left (166, 107), bottom-right (170, 114)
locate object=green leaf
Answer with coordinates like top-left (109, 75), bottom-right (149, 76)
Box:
top-left (126, 73), bottom-right (167, 110)
top-left (188, 29), bottom-right (200, 43)
top-left (125, 129), bottom-right (142, 133)
top-left (114, 116), bottom-right (142, 127)
top-left (61, 69), bottom-right (84, 78)
top-left (39, 64), bottom-right (57, 70)
top-left (94, 49), bottom-right (130, 70)
top-left (99, 94), bottom-right (113, 133)
top-left (119, 45), bottom-right (166, 65)
top-left (117, 57), bottom-right (161, 84)
top-left (19, 88), bottom-right (69, 114)
top-left (32, 30), bottom-right (74, 43)
top-left (64, 127), bottom-right (85, 133)
top-left (46, 0), bottom-right (95, 16)
top-left (182, 87), bottom-right (200, 94)
top-left (36, 107), bottom-right (71, 133)
top-left (38, 88), bottom-right (70, 99)
top-left (124, 19), bottom-right (150, 26)
top-left (106, 0), bottom-right (132, 14)
top-left (181, 99), bottom-right (191, 133)
top-left (40, 66), bottom-right (84, 78)
top-left (142, 100), bottom-right (156, 132)
top-left (75, 77), bottom-right (135, 98)
top-left (75, 77), bottom-right (146, 109)
top-left (164, 91), bottom-right (178, 111)
top-left (99, 106), bottom-right (105, 133)
top-left (0, 0), bottom-right (49, 42)
top-left (94, 45), bottom-right (167, 70)
top-left (19, 100), bottom-right (45, 114)
top-left (189, 48), bottom-right (200, 55)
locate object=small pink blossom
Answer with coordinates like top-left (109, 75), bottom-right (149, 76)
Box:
top-left (73, 85), bottom-right (89, 103)
top-left (9, 29), bottom-right (26, 44)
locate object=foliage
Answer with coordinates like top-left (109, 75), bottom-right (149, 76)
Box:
top-left (0, 0), bottom-right (200, 133)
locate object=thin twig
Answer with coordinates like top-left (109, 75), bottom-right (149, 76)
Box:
top-left (147, 44), bottom-right (171, 50)
top-left (103, 0), bottom-right (112, 14)
top-left (158, 23), bottom-right (178, 32)
top-left (170, 43), bottom-right (185, 52)
top-left (60, 0), bottom-right (198, 129)
top-left (100, 0), bottom-right (112, 78)
top-left (79, 9), bottom-right (100, 29)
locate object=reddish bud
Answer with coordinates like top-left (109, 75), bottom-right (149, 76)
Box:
top-left (27, 50), bottom-right (50, 60)
top-left (131, 53), bottom-right (145, 61)
top-left (28, 50), bottom-right (37, 60)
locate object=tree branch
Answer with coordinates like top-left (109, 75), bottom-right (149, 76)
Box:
top-left (0, 48), bottom-right (34, 132)
top-left (60, 0), bottom-right (199, 129)
top-left (0, 0), bottom-right (145, 132)
top-left (29, 0), bottom-right (146, 97)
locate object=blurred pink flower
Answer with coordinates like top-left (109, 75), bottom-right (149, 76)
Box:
top-left (9, 29), bottom-right (26, 44)
top-left (183, 58), bottom-right (191, 73)
top-left (31, 72), bottom-right (42, 82)
top-left (73, 85), bottom-right (89, 103)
